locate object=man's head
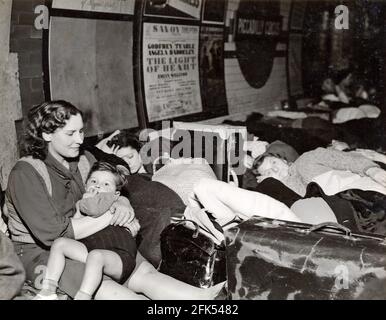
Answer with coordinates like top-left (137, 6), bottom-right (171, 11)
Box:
top-left (251, 140), bottom-right (297, 183)
top-left (252, 155), bottom-right (290, 183)
top-left (321, 77), bottom-right (336, 94)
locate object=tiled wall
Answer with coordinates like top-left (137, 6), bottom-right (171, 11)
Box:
top-left (10, 0), bottom-right (45, 117)
top-left (8, 0), bottom-right (293, 125)
top-left (221, 0), bottom-right (291, 119)
top-left (4, 0), bottom-right (294, 178)
top-left (0, 1), bottom-right (23, 185)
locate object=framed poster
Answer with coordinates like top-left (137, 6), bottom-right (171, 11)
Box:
top-left (142, 23), bottom-right (202, 122)
top-left (200, 26), bottom-right (227, 114)
top-left (202, 0), bottom-right (226, 24)
top-left (49, 16), bottom-right (138, 136)
top-left (52, 0), bottom-right (135, 14)
top-left (144, 0), bottom-right (202, 20)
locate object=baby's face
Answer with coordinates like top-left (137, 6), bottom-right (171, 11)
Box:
top-left (86, 171), bottom-right (117, 194)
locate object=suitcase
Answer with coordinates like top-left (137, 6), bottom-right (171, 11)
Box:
top-left (225, 217), bottom-right (386, 300)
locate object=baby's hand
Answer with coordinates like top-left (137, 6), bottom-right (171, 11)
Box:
top-left (84, 186), bottom-right (99, 198)
top-left (123, 218), bottom-right (140, 237)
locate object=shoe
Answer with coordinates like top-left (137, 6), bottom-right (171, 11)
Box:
top-left (32, 293), bottom-right (58, 300)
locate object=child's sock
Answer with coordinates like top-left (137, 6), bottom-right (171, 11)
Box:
top-left (39, 279), bottom-right (58, 296)
top-left (74, 290), bottom-right (92, 300)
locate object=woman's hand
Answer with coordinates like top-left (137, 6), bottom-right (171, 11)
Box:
top-left (109, 201), bottom-right (135, 226)
top-left (123, 218), bottom-right (141, 237)
top-left (366, 167), bottom-right (386, 187)
top-left (244, 154), bottom-right (254, 169)
top-left (95, 130), bottom-right (121, 154)
top-left (245, 140), bottom-right (269, 159)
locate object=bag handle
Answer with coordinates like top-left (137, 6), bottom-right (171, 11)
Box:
top-left (172, 217), bottom-right (224, 241)
top-left (308, 222), bottom-right (352, 237)
top-left (171, 219), bottom-right (201, 238)
top-left (228, 169), bottom-right (239, 187)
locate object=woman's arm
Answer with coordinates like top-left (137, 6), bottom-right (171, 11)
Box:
top-left (109, 196), bottom-right (135, 226)
top-left (7, 162), bottom-right (76, 247)
top-left (73, 194), bottom-right (136, 238)
top-left (71, 212), bottom-right (113, 240)
top-left (7, 162), bottom-right (115, 246)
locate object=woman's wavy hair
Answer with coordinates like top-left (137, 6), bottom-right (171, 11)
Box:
top-left (87, 161), bottom-right (129, 192)
top-left (107, 132), bottom-right (143, 152)
top-left (24, 100), bottom-right (83, 160)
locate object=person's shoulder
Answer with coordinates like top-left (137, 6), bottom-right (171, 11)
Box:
top-left (10, 158), bottom-right (42, 174)
top-left (81, 150), bottom-right (96, 164)
top-left (304, 147), bottom-right (326, 154)
top-left (126, 173), bottom-right (151, 184)
top-left (7, 158), bottom-right (44, 189)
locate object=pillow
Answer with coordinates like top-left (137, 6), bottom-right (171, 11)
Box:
top-left (152, 158), bottom-right (217, 205)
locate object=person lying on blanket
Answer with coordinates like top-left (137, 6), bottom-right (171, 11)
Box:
top-left (251, 147), bottom-right (386, 197)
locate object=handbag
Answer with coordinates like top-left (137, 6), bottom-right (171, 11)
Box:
top-left (159, 219), bottom-right (226, 289)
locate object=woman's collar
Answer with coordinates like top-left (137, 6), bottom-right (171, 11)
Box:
top-left (45, 152), bottom-right (79, 174)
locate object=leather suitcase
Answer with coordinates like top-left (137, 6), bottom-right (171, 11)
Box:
top-left (225, 217), bottom-right (386, 300)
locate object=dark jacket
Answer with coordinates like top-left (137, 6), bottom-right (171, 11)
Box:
top-left (0, 232), bottom-right (25, 300)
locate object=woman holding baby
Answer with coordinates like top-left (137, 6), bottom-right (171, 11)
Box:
top-left (5, 100), bottom-right (223, 300)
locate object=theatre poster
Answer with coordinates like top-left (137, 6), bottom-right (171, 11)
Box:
top-left (142, 23), bottom-right (202, 122)
top-left (52, 0), bottom-right (135, 14)
top-left (144, 0), bottom-right (202, 20)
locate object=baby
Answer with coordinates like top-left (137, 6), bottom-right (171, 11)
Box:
top-left (34, 161), bottom-right (139, 300)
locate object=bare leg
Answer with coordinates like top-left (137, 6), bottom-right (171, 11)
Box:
top-left (91, 252), bottom-right (151, 300)
top-left (44, 238), bottom-right (88, 283)
top-left (34, 238), bottom-right (88, 299)
top-left (194, 178), bottom-right (300, 224)
top-left (77, 249), bottom-right (123, 299)
top-left (94, 280), bottom-right (149, 300)
top-left (127, 260), bottom-right (223, 300)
